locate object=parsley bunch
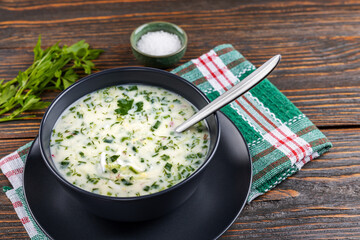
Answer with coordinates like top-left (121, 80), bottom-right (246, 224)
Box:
top-left (0, 36), bottom-right (103, 122)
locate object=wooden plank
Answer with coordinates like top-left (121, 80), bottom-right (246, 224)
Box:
top-left (0, 1), bottom-right (359, 48)
top-left (0, 36), bottom-right (359, 139)
top-left (0, 1), bottom-right (359, 135)
top-left (0, 129), bottom-right (359, 238)
top-left (222, 128), bottom-right (360, 239)
top-left (0, 0), bottom-right (359, 238)
top-left (0, 138), bottom-right (33, 159)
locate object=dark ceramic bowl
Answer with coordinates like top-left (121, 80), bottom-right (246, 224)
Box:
top-left (130, 21), bottom-right (187, 69)
top-left (39, 67), bottom-right (220, 222)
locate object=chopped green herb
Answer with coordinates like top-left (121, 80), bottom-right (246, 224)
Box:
top-left (111, 168), bottom-right (118, 173)
top-left (83, 97), bottom-right (91, 102)
top-left (109, 155), bottom-right (119, 162)
top-left (79, 151), bottom-right (85, 158)
top-left (151, 120), bottom-right (161, 131)
top-left (128, 85), bottom-right (138, 91)
top-left (164, 163), bottom-right (172, 171)
top-left (161, 154), bottom-right (170, 161)
top-left (121, 178), bottom-right (133, 186)
top-left (76, 112), bottom-right (83, 118)
top-left (115, 99), bottom-right (134, 115)
top-left (135, 102), bottom-right (143, 112)
top-left (129, 166), bottom-right (139, 174)
top-left (110, 122), bottom-right (120, 128)
top-left (87, 174), bottom-right (100, 184)
top-left (132, 146), bottom-right (138, 153)
top-left (103, 138), bottom-right (113, 143)
top-left (186, 154), bottom-right (197, 160)
top-left (151, 182), bottom-right (159, 189)
top-left (60, 161), bottom-right (69, 167)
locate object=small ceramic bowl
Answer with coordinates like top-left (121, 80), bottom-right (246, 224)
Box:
top-left (39, 67), bottom-right (220, 222)
top-left (130, 21), bottom-right (188, 69)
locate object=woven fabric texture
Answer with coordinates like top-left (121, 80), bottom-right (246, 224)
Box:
top-left (171, 44), bottom-right (332, 200)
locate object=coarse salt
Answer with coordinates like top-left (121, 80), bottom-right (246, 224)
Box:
top-left (137, 30), bottom-right (182, 56)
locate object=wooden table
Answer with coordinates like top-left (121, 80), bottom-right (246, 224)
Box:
top-left (1, 0), bottom-right (359, 239)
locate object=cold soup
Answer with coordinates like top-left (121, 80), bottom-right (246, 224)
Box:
top-left (50, 85), bottom-right (209, 197)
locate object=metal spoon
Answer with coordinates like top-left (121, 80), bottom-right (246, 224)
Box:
top-left (175, 54), bottom-right (281, 133)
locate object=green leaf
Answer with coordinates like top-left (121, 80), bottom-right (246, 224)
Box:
top-left (62, 78), bottom-right (73, 89)
top-left (82, 63), bottom-right (92, 75)
top-left (0, 85), bottom-right (16, 107)
top-left (66, 40), bottom-right (88, 55)
top-left (27, 101), bottom-right (50, 110)
top-left (87, 49), bottom-right (104, 60)
top-left (54, 70), bottom-right (62, 78)
top-left (115, 99), bottom-right (134, 115)
top-left (33, 35), bottom-right (44, 61)
top-left (83, 59), bottom-right (95, 68)
top-left (22, 95), bottom-right (41, 109)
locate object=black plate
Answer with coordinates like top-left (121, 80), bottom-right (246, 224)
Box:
top-left (23, 113), bottom-right (252, 240)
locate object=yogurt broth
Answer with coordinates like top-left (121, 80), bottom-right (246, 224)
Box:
top-left (50, 85), bottom-right (209, 197)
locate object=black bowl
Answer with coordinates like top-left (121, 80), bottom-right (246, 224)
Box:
top-left (39, 67), bottom-right (220, 222)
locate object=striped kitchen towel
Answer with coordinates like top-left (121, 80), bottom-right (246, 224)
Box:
top-left (171, 44), bottom-right (332, 201)
top-left (1, 142), bottom-right (48, 239)
top-left (0, 44), bottom-right (332, 239)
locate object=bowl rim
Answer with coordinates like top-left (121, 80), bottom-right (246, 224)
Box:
top-left (39, 67), bottom-right (220, 202)
top-left (130, 21), bottom-right (188, 58)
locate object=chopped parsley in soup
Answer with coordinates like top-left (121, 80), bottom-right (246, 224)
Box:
top-left (50, 85), bottom-right (210, 197)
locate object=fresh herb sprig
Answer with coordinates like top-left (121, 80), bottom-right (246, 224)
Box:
top-left (0, 35), bottom-right (103, 122)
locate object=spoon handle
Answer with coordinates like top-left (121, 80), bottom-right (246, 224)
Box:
top-left (175, 54), bottom-right (281, 133)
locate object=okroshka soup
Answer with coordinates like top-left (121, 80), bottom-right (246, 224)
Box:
top-left (50, 84), bottom-right (210, 197)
